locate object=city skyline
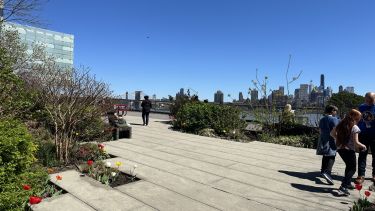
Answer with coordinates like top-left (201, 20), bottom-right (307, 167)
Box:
top-left (31, 0), bottom-right (375, 101)
top-left (124, 73), bottom-right (356, 103)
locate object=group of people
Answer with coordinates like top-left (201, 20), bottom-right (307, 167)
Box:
top-left (317, 92), bottom-right (375, 196)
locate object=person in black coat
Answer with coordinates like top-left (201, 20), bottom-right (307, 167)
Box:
top-left (141, 96), bottom-right (152, 126)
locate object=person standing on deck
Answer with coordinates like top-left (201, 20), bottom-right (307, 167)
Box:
top-left (141, 96), bottom-right (152, 126)
top-left (316, 105), bottom-right (340, 185)
top-left (355, 92), bottom-right (375, 184)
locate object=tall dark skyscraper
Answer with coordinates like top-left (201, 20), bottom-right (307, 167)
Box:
top-left (320, 74), bottom-right (325, 90)
top-left (239, 92), bottom-right (244, 102)
top-left (339, 85), bottom-right (343, 93)
top-left (214, 90), bottom-right (224, 104)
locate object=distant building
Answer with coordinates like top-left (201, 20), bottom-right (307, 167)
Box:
top-left (250, 89), bottom-right (258, 102)
top-left (294, 88), bottom-right (300, 100)
top-left (339, 85), bottom-right (344, 93)
top-left (320, 74), bottom-right (325, 91)
top-left (152, 94), bottom-right (157, 101)
top-left (134, 91), bottom-right (143, 110)
top-left (345, 86), bottom-right (355, 93)
top-left (238, 92), bottom-right (244, 102)
top-left (179, 88), bottom-right (184, 96)
top-left (270, 89), bottom-right (287, 106)
top-left (299, 84), bottom-right (309, 103)
top-left (278, 86), bottom-right (285, 96)
top-left (125, 92), bottom-right (129, 100)
top-left (3, 22), bottom-right (74, 69)
top-left (308, 80), bottom-right (313, 95)
top-left (214, 90), bottom-right (224, 104)
top-left (326, 86), bottom-right (333, 97)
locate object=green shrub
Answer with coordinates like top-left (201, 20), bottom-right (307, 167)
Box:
top-left (174, 103), bottom-right (247, 138)
top-left (0, 119), bottom-right (37, 182)
top-left (258, 133), bottom-right (319, 149)
top-left (28, 126), bottom-right (60, 167)
top-left (169, 95), bottom-right (199, 117)
top-left (73, 143), bottom-right (110, 163)
top-left (75, 116), bottom-right (112, 143)
top-left (0, 165), bottom-right (48, 211)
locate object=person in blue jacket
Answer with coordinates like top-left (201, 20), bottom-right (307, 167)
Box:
top-left (317, 105), bottom-right (340, 185)
top-left (355, 92), bottom-right (375, 184)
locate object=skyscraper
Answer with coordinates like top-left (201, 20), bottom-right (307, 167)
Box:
top-left (179, 88), bottom-right (184, 96)
top-left (3, 22), bottom-right (74, 69)
top-left (339, 85), bottom-right (344, 93)
top-left (239, 92), bottom-right (244, 102)
top-left (345, 86), bottom-right (355, 93)
top-left (278, 86), bottom-right (285, 96)
top-left (135, 91), bottom-right (143, 110)
top-left (326, 87), bottom-right (333, 97)
top-left (299, 84), bottom-right (309, 102)
top-left (214, 90), bottom-right (224, 104)
top-left (251, 89), bottom-right (258, 102)
top-left (320, 74), bottom-right (325, 90)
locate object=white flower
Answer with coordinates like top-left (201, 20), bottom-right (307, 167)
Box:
top-left (111, 172), bottom-right (117, 177)
top-left (133, 164), bottom-right (137, 169)
top-left (105, 161), bottom-right (111, 168)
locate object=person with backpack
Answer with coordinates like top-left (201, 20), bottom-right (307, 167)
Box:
top-left (316, 105), bottom-right (339, 185)
top-left (331, 109), bottom-right (366, 196)
top-left (141, 95), bottom-right (152, 126)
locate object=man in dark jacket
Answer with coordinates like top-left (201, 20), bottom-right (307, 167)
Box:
top-left (141, 96), bottom-right (152, 126)
top-left (356, 92), bottom-right (375, 184)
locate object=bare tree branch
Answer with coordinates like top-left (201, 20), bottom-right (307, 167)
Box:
top-left (1, 0), bottom-right (47, 26)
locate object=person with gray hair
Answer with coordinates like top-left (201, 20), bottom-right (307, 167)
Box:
top-left (355, 92), bottom-right (375, 184)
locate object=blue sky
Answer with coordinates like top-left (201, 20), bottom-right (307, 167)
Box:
top-left (39, 0), bottom-right (375, 101)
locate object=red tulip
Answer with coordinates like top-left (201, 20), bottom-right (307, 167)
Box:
top-left (22, 184), bottom-right (31, 190)
top-left (365, 190), bottom-right (371, 197)
top-left (29, 196), bottom-right (42, 205)
top-left (56, 175), bottom-right (62, 180)
top-left (87, 160), bottom-right (93, 166)
top-left (355, 184), bottom-right (363, 191)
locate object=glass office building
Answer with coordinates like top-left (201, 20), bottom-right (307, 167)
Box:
top-left (3, 22), bottom-right (74, 68)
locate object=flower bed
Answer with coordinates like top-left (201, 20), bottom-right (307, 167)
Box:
top-left (25, 174), bottom-right (67, 209)
top-left (73, 143), bottom-right (140, 187)
top-left (80, 160), bottom-right (140, 187)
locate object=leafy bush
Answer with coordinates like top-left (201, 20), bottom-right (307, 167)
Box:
top-left (0, 119), bottom-right (37, 181)
top-left (173, 103), bottom-right (247, 138)
top-left (258, 133), bottom-right (319, 149)
top-left (328, 92), bottom-right (364, 118)
top-left (73, 143), bottom-right (110, 162)
top-left (75, 116), bottom-right (112, 143)
top-left (169, 95), bottom-right (199, 117)
top-left (0, 165), bottom-right (48, 211)
top-left (28, 126), bottom-right (60, 168)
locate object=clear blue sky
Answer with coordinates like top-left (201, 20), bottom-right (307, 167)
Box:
top-left (38, 0), bottom-right (375, 101)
